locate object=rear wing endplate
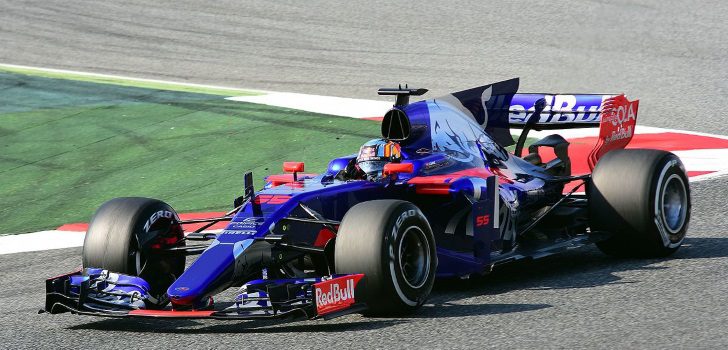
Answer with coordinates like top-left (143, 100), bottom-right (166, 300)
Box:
top-left (587, 94), bottom-right (639, 169)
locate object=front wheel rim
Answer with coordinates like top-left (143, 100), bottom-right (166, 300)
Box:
top-left (398, 226), bottom-right (431, 289)
top-left (130, 239), bottom-right (148, 275)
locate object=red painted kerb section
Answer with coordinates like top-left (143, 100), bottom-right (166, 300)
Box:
top-left (57, 211), bottom-right (228, 232)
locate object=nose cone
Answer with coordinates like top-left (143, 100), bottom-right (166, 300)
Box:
top-left (167, 241), bottom-right (237, 307)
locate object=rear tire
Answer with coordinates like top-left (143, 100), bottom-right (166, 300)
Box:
top-left (334, 200), bottom-right (437, 315)
top-left (82, 197), bottom-right (185, 303)
top-left (589, 149), bottom-right (690, 257)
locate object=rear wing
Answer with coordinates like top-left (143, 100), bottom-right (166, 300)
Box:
top-left (508, 92), bottom-right (640, 171)
top-left (508, 93), bottom-right (618, 129)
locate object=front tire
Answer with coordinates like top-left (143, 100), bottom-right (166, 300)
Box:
top-left (334, 200), bottom-right (437, 315)
top-left (589, 149), bottom-right (691, 257)
top-left (82, 197), bottom-right (185, 304)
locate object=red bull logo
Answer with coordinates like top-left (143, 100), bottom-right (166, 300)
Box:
top-left (314, 274), bottom-right (364, 316)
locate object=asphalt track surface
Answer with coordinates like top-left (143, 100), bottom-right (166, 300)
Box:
top-left (1, 1), bottom-right (727, 349)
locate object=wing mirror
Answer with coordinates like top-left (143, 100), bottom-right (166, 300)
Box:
top-left (283, 162), bottom-right (305, 181)
top-left (383, 163), bottom-right (414, 177)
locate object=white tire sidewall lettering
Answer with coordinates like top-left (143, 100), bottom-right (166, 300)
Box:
top-left (388, 208), bottom-right (428, 307)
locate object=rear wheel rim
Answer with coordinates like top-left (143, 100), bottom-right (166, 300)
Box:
top-left (661, 174), bottom-right (687, 235)
top-left (398, 226), bottom-right (430, 289)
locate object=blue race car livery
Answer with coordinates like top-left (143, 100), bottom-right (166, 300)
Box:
top-left (43, 78), bottom-right (690, 321)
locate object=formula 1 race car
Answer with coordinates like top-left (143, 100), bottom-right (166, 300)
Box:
top-left (43, 78), bottom-right (690, 322)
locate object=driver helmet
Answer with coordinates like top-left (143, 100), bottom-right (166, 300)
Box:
top-left (356, 139), bottom-right (402, 178)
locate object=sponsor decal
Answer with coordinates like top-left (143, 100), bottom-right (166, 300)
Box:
top-left (228, 217), bottom-right (265, 230)
top-left (314, 274), bottom-right (364, 316)
top-left (587, 94), bottom-right (639, 169)
top-left (143, 210), bottom-right (176, 232)
top-left (220, 230), bottom-right (256, 235)
top-left (508, 94), bottom-right (613, 124)
top-left (395, 209), bottom-right (417, 231)
top-left (601, 96), bottom-right (637, 142)
top-left (423, 157), bottom-right (453, 171)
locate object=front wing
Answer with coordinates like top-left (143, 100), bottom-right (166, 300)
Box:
top-left (43, 269), bottom-right (367, 322)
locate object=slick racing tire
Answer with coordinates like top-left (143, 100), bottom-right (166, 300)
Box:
top-left (82, 197), bottom-right (185, 304)
top-left (588, 149), bottom-right (690, 257)
top-left (335, 200), bottom-right (437, 315)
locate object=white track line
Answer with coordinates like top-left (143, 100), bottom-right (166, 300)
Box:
top-left (0, 231), bottom-right (86, 255)
top-left (227, 93), bottom-right (392, 119)
top-left (0, 63), bottom-right (269, 95)
top-left (0, 229), bottom-right (222, 255)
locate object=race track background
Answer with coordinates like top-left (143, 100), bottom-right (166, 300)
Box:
top-left (0, 1), bottom-right (727, 349)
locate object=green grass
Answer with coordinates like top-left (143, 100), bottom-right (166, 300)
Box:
top-left (0, 71), bottom-right (378, 234)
